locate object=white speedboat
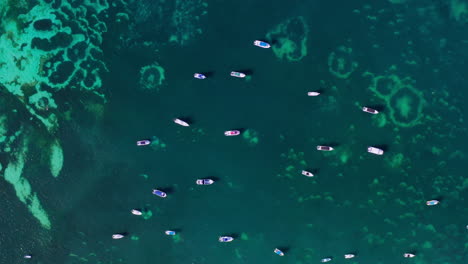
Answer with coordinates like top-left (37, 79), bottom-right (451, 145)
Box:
top-left (274, 248), bottom-right (284, 256)
top-left (219, 236), bottom-right (234, 242)
top-left (24, 255), bottom-right (32, 259)
top-left (131, 209), bottom-right (142, 215)
top-left (307, 91), bottom-right (320, 96)
top-left (321, 258), bottom-right (332, 262)
top-left (136, 140), bottom-right (151, 146)
top-left (173, 118), bottom-right (190, 127)
top-left (230, 71), bottom-right (246, 78)
top-left (253, 40), bottom-right (271, 48)
top-left (196, 179), bottom-right (214, 185)
top-left (344, 254), bottom-right (355, 259)
top-left (426, 200), bottom-right (439, 206)
top-left (194, 73), bottom-right (206, 79)
top-left (301, 170), bottom-right (314, 177)
top-left (317, 146), bottom-right (334, 151)
top-left (224, 130), bottom-right (240, 136)
top-left (165, 230), bottom-right (176, 235)
top-left (362, 107), bottom-right (379, 114)
top-left (367, 146), bottom-right (384, 155)
top-left (112, 234), bottom-right (125, 239)
top-left (152, 189), bottom-right (167, 198)
top-left (404, 253), bottom-right (416, 258)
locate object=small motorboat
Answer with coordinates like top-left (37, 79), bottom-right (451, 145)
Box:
top-left (274, 248), bottom-right (285, 256)
top-left (152, 189), bottom-right (167, 198)
top-left (224, 130), bottom-right (241, 136)
top-left (301, 170), bottom-right (314, 177)
top-left (194, 73), bottom-right (206, 79)
top-left (196, 179), bottom-right (214, 185)
top-left (131, 209), bottom-right (142, 216)
top-left (344, 254), bottom-right (355, 259)
top-left (426, 200), bottom-right (439, 206)
top-left (173, 118), bottom-right (190, 127)
top-left (230, 71), bottom-right (246, 78)
top-left (165, 230), bottom-right (176, 235)
top-left (253, 40), bottom-right (271, 48)
top-left (218, 236), bottom-right (234, 242)
top-left (404, 253), bottom-right (416, 258)
top-left (24, 255), bottom-right (32, 259)
top-left (368, 146), bottom-right (384, 155)
top-left (137, 140), bottom-right (151, 146)
top-left (307, 91), bottom-right (320, 96)
top-left (362, 107), bottom-right (379, 114)
top-left (321, 258), bottom-right (332, 262)
top-left (317, 146), bottom-right (334, 151)
top-left (112, 234), bottom-right (125, 239)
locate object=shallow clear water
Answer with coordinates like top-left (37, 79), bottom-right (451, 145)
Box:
top-left (0, 0), bottom-right (467, 264)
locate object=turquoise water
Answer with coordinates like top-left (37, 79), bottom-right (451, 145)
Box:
top-left (0, 0), bottom-right (467, 263)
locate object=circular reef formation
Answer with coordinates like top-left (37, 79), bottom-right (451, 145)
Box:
top-left (266, 16), bottom-right (309, 62)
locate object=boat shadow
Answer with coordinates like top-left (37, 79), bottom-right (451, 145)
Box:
top-left (236, 69), bottom-right (254, 75)
top-left (177, 116), bottom-right (194, 125)
top-left (158, 186), bottom-right (175, 194)
top-left (202, 71), bottom-right (215, 78)
top-left (373, 144), bottom-right (389, 152)
top-left (366, 104), bottom-right (386, 112)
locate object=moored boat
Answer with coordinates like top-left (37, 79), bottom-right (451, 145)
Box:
top-left (165, 230), bottom-right (176, 235)
top-left (321, 258), bottom-right (332, 262)
top-left (362, 107), bottom-right (379, 114)
top-left (307, 91), bottom-right (320, 96)
top-left (137, 140), bottom-right (151, 146)
top-left (301, 170), bottom-right (314, 177)
top-left (224, 130), bottom-right (241, 136)
top-left (173, 118), bottom-right (190, 127)
top-left (344, 254), bottom-right (355, 259)
top-left (426, 200), bottom-right (439, 206)
top-left (218, 236), bottom-right (234, 242)
top-left (230, 71), bottom-right (246, 78)
top-left (112, 234), bottom-right (125, 239)
top-left (253, 40), bottom-right (271, 48)
top-left (194, 73), bottom-right (206, 79)
top-left (317, 146), bottom-right (334, 151)
top-left (131, 209), bottom-right (142, 215)
top-left (196, 179), bottom-right (215, 185)
top-left (152, 189), bottom-right (167, 198)
top-left (274, 248), bottom-right (285, 256)
top-left (404, 253), bottom-right (416, 258)
top-left (367, 146), bottom-right (384, 155)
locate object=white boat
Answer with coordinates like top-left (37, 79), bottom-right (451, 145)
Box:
top-left (136, 140), bottom-right (151, 146)
top-left (301, 170), bottom-right (314, 177)
top-left (274, 248), bottom-right (284, 256)
top-left (131, 209), bottom-right (142, 215)
top-left (173, 118), bottom-right (190, 127)
top-left (224, 130), bottom-right (240, 136)
top-left (219, 236), bottom-right (234, 242)
top-left (362, 107), bottom-right (379, 114)
top-left (426, 200), bottom-right (439, 206)
top-left (112, 234), bottom-right (125, 239)
top-left (253, 40), bottom-right (271, 48)
top-left (165, 230), bottom-right (176, 235)
top-left (317, 146), bottom-right (334, 151)
top-left (230, 71), bottom-right (246, 78)
top-left (321, 258), bottom-right (332, 262)
top-left (307, 91), bottom-right (320, 96)
top-left (404, 253), bottom-right (416, 258)
top-left (367, 146), bottom-right (384, 155)
top-left (344, 254), bottom-right (355, 259)
top-left (194, 73), bottom-right (206, 79)
top-left (196, 179), bottom-right (214, 185)
top-left (24, 255), bottom-right (32, 259)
